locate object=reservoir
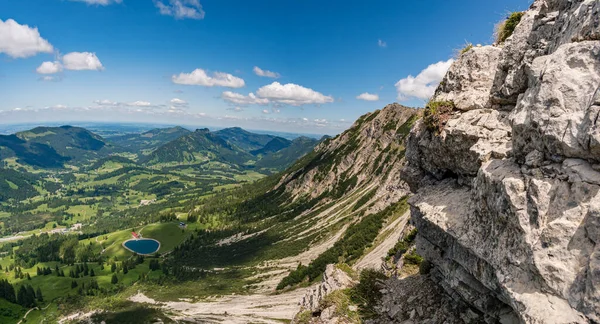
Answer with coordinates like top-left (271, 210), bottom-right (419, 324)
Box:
top-left (123, 238), bottom-right (160, 255)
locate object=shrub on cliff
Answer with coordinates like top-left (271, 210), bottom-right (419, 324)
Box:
top-left (423, 100), bottom-right (456, 134)
top-left (350, 269), bottom-right (387, 319)
top-left (495, 12), bottom-right (524, 43)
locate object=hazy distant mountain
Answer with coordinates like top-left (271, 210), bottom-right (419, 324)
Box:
top-left (213, 127), bottom-right (276, 151)
top-left (0, 126), bottom-right (111, 168)
top-left (250, 137), bottom-right (292, 156)
top-left (255, 136), bottom-right (321, 171)
top-left (143, 128), bottom-right (254, 165)
top-left (107, 126), bottom-right (191, 154)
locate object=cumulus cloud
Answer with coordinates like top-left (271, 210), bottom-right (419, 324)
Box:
top-left (129, 101), bottom-right (152, 107)
top-left (256, 82), bottom-right (334, 106)
top-left (155, 0), bottom-right (205, 20)
top-left (36, 61), bottom-right (63, 74)
top-left (170, 98), bottom-right (187, 105)
top-left (172, 68), bottom-right (245, 88)
top-left (62, 52), bottom-right (104, 71)
top-left (378, 39), bottom-right (387, 48)
top-left (0, 19), bottom-right (53, 58)
top-left (94, 99), bottom-right (117, 106)
top-left (253, 66), bottom-right (280, 78)
top-left (68, 0), bottom-right (122, 5)
top-left (395, 59), bottom-right (454, 101)
top-left (222, 91), bottom-right (269, 105)
top-left (356, 92), bottom-right (379, 101)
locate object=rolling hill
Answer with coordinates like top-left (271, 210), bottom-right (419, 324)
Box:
top-left (250, 137), bottom-right (292, 156)
top-left (0, 134), bottom-right (70, 168)
top-left (106, 126), bottom-right (191, 154)
top-left (10, 126), bottom-right (112, 165)
top-left (143, 128), bottom-right (254, 165)
top-left (213, 127), bottom-right (277, 151)
top-left (254, 136), bottom-right (321, 172)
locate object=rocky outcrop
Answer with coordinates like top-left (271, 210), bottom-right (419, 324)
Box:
top-left (375, 275), bottom-right (484, 324)
top-left (402, 0), bottom-right (600, 323)
top-left (435, 46), bottom-right (502, 111)
top-left (294, 264), bottom-right (357, 323)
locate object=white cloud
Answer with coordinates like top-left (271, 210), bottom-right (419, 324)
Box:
top-left (129, 101), bottom-right (152, 107)
top-left (395, 59), bottom-right (454, 101)
top-left (222, 91), bottom-right (269, 105)
top-left (253, 66), bottom-right (280, 78)
top-left (256, 82), bottom-right (334, 106)
top-left (68, 0), bottom-right (122, 5)
top-left (155, 0), bottom-right (205, 20)
top-left (36, 61), bottom-right (63, 74)
top-left (94, 99), bottom-right (117, 106)
top-left (170, 98), bottom-right (187, 105)
top-left (40, 76), bottom-right (57, 82)
top-left (44, 104), bottom-right (68, 110)
top-left (0, 19), bottom-right (53, 58)
top-left (356, 92), bottom-right (379, 101)
top-left (172, 68), bottom-right (245, 88)
top-left (62, 52), bottom-right (104, 71)
top-left (378, 39), bottom-right (387, 48)
top-left (262, 109), bottom-right (270, 114)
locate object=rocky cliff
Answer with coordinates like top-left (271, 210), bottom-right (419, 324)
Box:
top-left (404, 0), bottom-right (600, 323)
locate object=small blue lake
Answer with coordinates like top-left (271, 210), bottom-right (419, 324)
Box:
top-left (123, 239), bottom-right (160, 254)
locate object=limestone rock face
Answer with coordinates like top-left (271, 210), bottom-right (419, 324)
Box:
top-left (435, 46), bottom-right (502, 111)
top-left (511, 41), bottom-right (600, 162)
top-left (491, 0), bottom-right (600, 106)
top-left (406, 109), bottom-right (512, 180)
top-left (401, 0), bottom-right (600, 323)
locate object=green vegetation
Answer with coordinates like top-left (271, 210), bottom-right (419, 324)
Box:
top-left (459, 42), bottom-right (473, 55)
top-left (0, 111), bottom-right (417, 323)
top-left (352, 188), bottom-right (377, 211)
top-left (90, 304), bottom-right (175, 324)
top-left (386, 228), bottom-right (417, 261)
top-left (423, 100), bottom-right (456, 134)
top-left (277, 198), bottom-right (407, 290)
top-left (403, 250), bottom-right (423, 266)
top-left (496, 12), bottom-right (524, 43)
top-left (320, 289), bottom-right (361, 323)
top-left (0, 168), bottom-right (39, 202)
top-left (349, 269), bottom-right (387, 319)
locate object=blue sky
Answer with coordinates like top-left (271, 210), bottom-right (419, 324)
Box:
top-left (0, 0), bottom-right (531, 134)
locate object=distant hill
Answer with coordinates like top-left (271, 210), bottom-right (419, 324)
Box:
top-left (250, 137), bottom-right (292, 156)
top-left (0, 134), bottom-right (70, 168)
top-left (255, 136), bottom-right (321, 171)
top-left (0, 126), bottom-right (114, 168)
top-left (16, 126), bottom-right (106, 153)
top-left (107, 126), bottom-right (191, 154)
top-left (143, 128), bottom-right (254, 165)
top-left (213, 127), bottom-right (276, 151)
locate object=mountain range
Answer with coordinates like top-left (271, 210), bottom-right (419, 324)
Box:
top-left (0, 125), bottom-right (321, 172)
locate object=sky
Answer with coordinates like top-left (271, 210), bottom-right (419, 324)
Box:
top-left (0, 0), bottom-right (531, 135)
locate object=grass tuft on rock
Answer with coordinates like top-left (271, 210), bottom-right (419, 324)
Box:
top-left (495, 12), bottom-right (524, 43)
top-left (423, 100), bottom-right (456, 134)
top-left (457, 42), bottom-right (473, 57)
